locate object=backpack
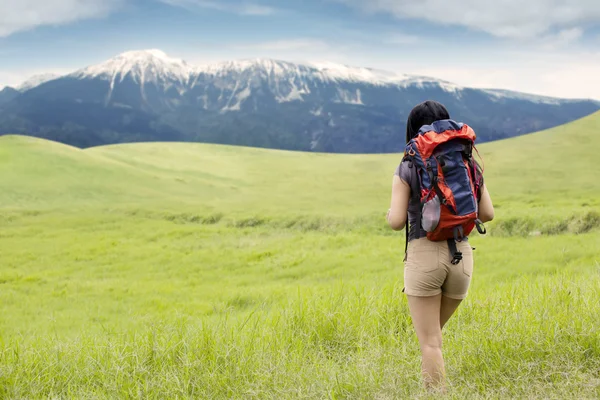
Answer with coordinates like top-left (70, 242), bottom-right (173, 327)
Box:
top-left (402, 119), bottom-right (486, 264)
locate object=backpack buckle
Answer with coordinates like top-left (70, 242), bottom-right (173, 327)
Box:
top-left (451, 252), bottom-right (463, 265)
top-left (475, 219), bottom-right (487, 235)
top-left (447, 239), bottom-right (463, 265)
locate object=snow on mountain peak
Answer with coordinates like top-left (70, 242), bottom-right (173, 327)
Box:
top-left (310, 61), bottom-right (412, 85)
top-left (121, 49), bottom-right (170, 60)
top-left (17, 73), bottom-right (60, 92)
top-left (65, 49), bottom-right (471, 97)
top-left (195, 58), bottom-right (312, 76)
top-left (194, 58), bottom-right (408, 85)
top-left (71, 49), bottom-right (194, 87)
top-left (195, 57), bottom-right (460, 91)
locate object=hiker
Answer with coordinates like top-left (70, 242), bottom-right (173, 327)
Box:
top-left (386, 100), bottom-right (495, 391)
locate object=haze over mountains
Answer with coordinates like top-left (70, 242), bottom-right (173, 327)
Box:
top-left (1, 50), bottom-right (598, 153)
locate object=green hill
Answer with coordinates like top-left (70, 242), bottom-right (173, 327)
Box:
top-left (1, 111), bottom-right (598, 222)
top-left (477, 110), bottom-right (599, 216)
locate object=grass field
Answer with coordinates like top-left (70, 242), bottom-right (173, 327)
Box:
top-left (0, 112), bottom-right (599, 398)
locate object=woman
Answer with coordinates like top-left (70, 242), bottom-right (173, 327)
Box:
top-left (387, 100), bottom-right (495, 391)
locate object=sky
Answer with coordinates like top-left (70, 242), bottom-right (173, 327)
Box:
top-left (0, 0), bottom-right (599, 99)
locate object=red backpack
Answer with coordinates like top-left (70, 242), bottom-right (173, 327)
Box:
top-left (402, 119), bottom-right (486, 264)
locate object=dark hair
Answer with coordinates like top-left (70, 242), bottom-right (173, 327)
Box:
top-left (406, 100), bottom-right (450, 144)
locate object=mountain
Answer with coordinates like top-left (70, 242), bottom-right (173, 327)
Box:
top-left (1, 49), bottom-right (599, 152)
top-left (0, 74), bottom-right (60, 107)
top-left (0, 87), bottom-right (19, 106)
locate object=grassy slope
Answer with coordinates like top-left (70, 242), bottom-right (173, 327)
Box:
top-left (0, 113), bottom-right (599, 398)
top-left (0, 136), bottom-right (170, 209)
top-left (478, 111), bottom-right (600, 216)
top-left (2, 111), bottom-right (598, 217)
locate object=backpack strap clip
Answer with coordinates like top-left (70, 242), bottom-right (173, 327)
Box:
top-left (447, 239), bottom-right (463, 265)
top-left (447, 226), bottom-right (465, 265)
top-left (475, 219), bottom-right (487, 235)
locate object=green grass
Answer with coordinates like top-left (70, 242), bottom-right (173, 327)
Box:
top-left (0, 112), bottom-right (599, 398)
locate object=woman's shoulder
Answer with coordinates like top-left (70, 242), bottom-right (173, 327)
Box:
top-left (394, 159), bottom-right (413, 183)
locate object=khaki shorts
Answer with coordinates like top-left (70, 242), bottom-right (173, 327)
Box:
top-left (404, 237), bottom-right (474, 299)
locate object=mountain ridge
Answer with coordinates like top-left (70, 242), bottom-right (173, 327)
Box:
top-left (8, 50), bottom-right (597, 103)
top-left (1, 49), bottom-right (599, 152)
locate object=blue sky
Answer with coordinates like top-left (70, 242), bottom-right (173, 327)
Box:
top-left (1, 0), bottom-right (599, 99)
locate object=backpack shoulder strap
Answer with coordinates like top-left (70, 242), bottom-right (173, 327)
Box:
top-left (403, 158), bottom-right (422, 261)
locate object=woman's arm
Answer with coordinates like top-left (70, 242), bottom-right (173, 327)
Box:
top-left (478, 184), bottom-right (495, 223)
top-left (387, 175), bottom-right (411, 230)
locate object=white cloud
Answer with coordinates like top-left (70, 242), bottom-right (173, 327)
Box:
top-left (336, 0), bottom-right (600, 39)
top-left (385, 33), bottom-right (420, 45)
top-left (235, 39), bottom-right (331, 51)
top-left (159, 0), bottom-right (277, 15)
top-left (240, 4), bottom-right (275, 16)
top-left (0, 0), bottom-right (122, 37)
top-left (540, 27), bottom-right (584, 49)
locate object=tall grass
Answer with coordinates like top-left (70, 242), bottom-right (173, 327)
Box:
top-left (1, 268), bottom-right (598, 399)
top-left (1, 208), bottom-right (599, 398)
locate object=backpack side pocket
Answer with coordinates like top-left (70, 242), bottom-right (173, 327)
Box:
top-left (422, 195), bottom-right (441, 232)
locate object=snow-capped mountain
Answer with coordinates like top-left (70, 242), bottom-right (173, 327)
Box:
top-left (72, 49), bottom-right (193, 83)
top-left (186, 58), bottom-right (468, 112)
top-left (1, 49), bottom-right (599, 152)
top-left (194, 58), bottom-right (415, 85)
top-left (16, 73), bottom-right (60, 92)
top-left (61, 49), bottom-right (195, 111)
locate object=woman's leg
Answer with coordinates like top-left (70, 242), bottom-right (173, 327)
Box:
top-left (440, 295), bottom-right (462, 329)
top-left (439, 241), bottom-right (472, 328)
top-left (406, 294), bottom-right (446, 390)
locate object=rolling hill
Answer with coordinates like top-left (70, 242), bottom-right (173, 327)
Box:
top-left (1, 111), bottom-right (598, 226)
